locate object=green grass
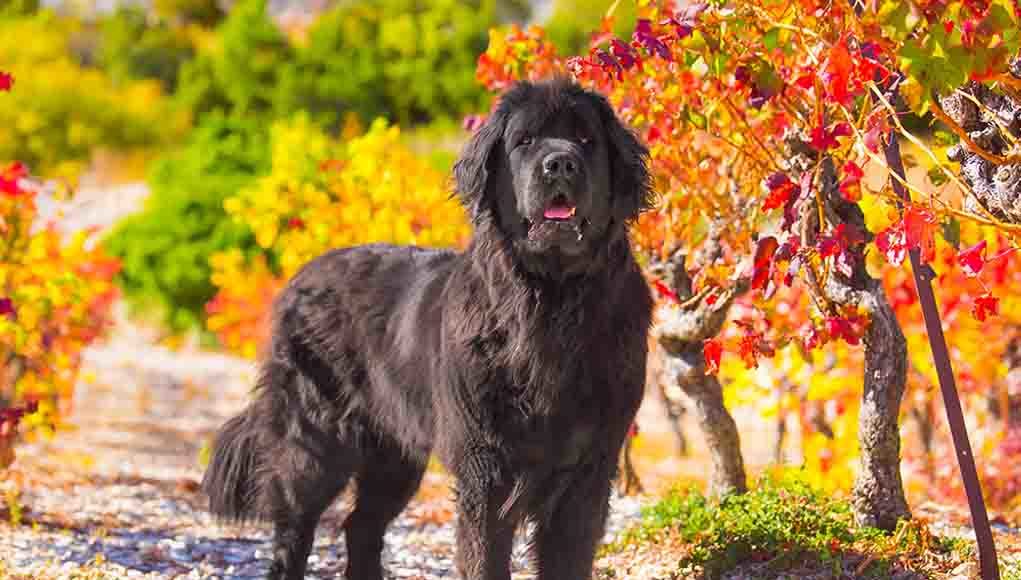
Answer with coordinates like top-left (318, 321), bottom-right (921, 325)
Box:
top-left (1004, 557), bottom-right (1021, 580)
top-left (606, 473), bottom-right (973, 579)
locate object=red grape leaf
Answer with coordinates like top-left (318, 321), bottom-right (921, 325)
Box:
top-left (0, 297), bottom-right (15, 320)
top-left (610, 38), bottom-right (640, 69)
top-left (972, 292), bottom-right (998, 321)
top-left (633, 20), bottom-right (672, 60)
top-left (800, 323), bottom-right (822, 350)
top-left (876, 223), bottom-right (907, 266)
top-left (839, 160), bottom-right (864, 201)
top-left (810, 121), bottom-right (853, 151)
top-left (737, 328), bottom-right (774, 369)
top-left (752, 236), bottom-right (779, 291)
top-left (763, 173), bottom-right (797, 211)
top-left (904, 206), bottom-right (937, 263)
top-left (957, 240), bottom-right (987, 277)
top-left (826, 316), bottom-right (861, 345)
top-left (0, 162), bottom-right (26, 197)
top-left (704, 338), bottom-right (723, 375)
top-left (652, 278), bottom-right (680, 303)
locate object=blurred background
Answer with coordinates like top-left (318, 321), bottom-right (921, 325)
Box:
top-left (1, 0), bottom-right (1021, 577)
top-left (0, 0), bottom-right (1017, 504)
top-left (2, 0), bottom-right (1020, 503)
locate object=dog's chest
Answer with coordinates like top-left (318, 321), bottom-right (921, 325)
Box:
top-left (517, 411), bottom-right (600, 469)
top-left (504, 371), bottom-right (611, 469)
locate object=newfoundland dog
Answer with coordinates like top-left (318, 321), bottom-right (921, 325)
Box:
top-left (202, 78), bottom-right (654, 580)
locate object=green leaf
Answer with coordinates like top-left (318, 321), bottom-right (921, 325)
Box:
top-left (933, 129), bottom-right (956, 147)
top-left (927, 18), bottom-right (952, 57)
top-left (927, 166), bottom-right (949, 187)
top-left (941, 216), bottom-right (961, 250)
top-left (753, 60), bottom-right (784, 95)
top-left (878, 1), bottom-right (918, 42)
top-left (988, 2), bottom-right (1016, 30)
top-left (899, 42), bottom-right (961, 97)
top-left (688, 107), bottom-right (708, 129)
top-left (763, 27), bottom-right (780, 51)
top-left (710, 51), bottom-right (728, 78)
top-left (690, 212), bottom-right (710, 247)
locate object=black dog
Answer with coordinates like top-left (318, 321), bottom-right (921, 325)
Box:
top-left (202, 78), bottom-right (654, 580)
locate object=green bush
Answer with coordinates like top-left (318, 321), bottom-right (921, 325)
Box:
top-left (175, 0), bottom-right (499, 130)
top-left (286, 0), bottom-right (497, 127)
top-left (610, 474), bottom-right (970, 579)
top-left (544, 0), bottom-right (637, 55)
top-left (174, 0), bottom-right (294, 121)
top-left (104, 115), bottom-right (271, 333)
top-left (0, 0), bottom-right (38, 17)
top-left (153, 0), bottom-right (227, 27)
top-left (97, 6), bottom-right (197, 93)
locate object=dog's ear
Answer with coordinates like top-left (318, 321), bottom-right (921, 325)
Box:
top-left (453, 110), bottom-right (505, 220)
top-left (595, 96), bottom-right (654, 222)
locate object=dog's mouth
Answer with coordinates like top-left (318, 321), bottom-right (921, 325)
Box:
top-left (523, 195), bottom-right (590, 246)
top-left (543, 195), bottom-right (577, 221)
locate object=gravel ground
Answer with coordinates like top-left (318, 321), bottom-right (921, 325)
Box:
top-left (0, 473), bottom-right (644, 580)
top-left (0, 326), bottom-right (648, 580)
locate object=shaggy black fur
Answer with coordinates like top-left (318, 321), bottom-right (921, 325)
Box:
top-left (202, 78), bottom-right (654, 580)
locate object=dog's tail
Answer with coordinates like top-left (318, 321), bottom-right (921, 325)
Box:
top-left (202, 409), bottom-right (263, 522)
top-left (202, 362), bottom-right (288, 522)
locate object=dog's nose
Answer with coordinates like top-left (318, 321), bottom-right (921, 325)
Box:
top-left (542, 152), bottom-right (579, 180)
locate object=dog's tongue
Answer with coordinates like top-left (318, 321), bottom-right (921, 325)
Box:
top-left (544, 203), bottom-right (575, 220)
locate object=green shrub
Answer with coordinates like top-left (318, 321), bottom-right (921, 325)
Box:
top-left (153, 0), bottom-right (227, 27)
top-left (0, 0), bottom-right (38, 17)
top-left (104, 115), bottom-right (270, 333)
top-left (544, 0), bottom-right (637, 55)
top-left (175, 0), bottom-right (499, 130)
top-left (97, 6), bottom-right (197, 93)
top-left (621, 476), bottom-right (857, 576)
top-left (278, 0), bottom-right (498, 129)
top-left (610, 474), bottom-right (968, 578)
top-left (174, 0), bottom-right (294, 121)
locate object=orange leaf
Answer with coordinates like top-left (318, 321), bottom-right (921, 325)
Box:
top-left (904, 206), bottom-right (937, 263)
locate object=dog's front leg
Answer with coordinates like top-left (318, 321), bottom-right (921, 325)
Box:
top-left (453, 452), bottom-right (515, 580)
top-left (532, 458), bottom-right (612, 580)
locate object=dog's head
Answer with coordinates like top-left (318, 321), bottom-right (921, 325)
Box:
top-left (454, 79), bottom-right (652, 275)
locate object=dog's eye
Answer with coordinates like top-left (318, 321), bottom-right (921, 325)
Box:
top-left (518, 135), bottom-right (534, 148)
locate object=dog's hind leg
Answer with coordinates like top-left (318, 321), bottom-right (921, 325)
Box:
top-left (266, 460), bottom-right (349, 580)
top-left (263, 381), bottom-right (360, 580)
top-left (343, 432), bottom-right (427, 580)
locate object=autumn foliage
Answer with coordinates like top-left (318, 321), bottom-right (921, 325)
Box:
top-left (0, 11), bottom-right (180, 182)
top-left (475, 1), bottom-right (1021, 510)
top-left (206, 115), bottom-right (470, 359)
top-left (4, 0), bottom-right (1018, 523)
top-left (0, 87), bottom-right (122, 467)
